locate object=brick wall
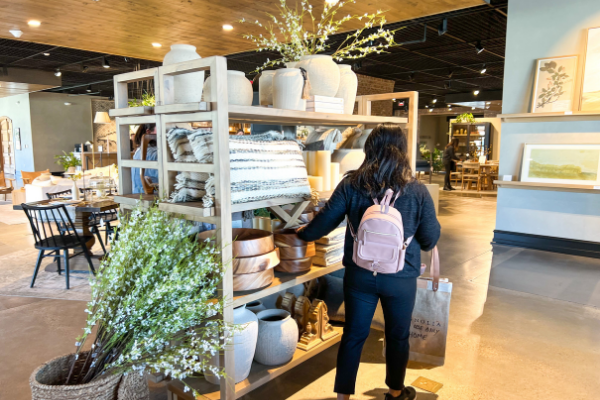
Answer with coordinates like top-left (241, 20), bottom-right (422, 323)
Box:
top-left (353, 74), bottom-right (395, 116)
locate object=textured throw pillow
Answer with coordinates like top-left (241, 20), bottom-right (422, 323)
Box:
top-left (169, 171), bottom-right (211, 203)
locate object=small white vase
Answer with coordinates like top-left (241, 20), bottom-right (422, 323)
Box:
top-left (259, 71), bottom-right (277, 106)
top-left (162, 44), bottom-right (204, 104)
top-left (203, 71), bottom-right (253, 106)
top-left (204, 305), bottom-right (258, 384)
top-left (71, 181), bottom-right (80, 200)
top-left (254, 309), bottom-right (298, 366)
top-left (285, 61), bottom-right (298, 68)
top-left (336, 65), bottom-right (358, 115)
top-left (273, 68), bottom-right (306, 111)
top-left (296, 55), bottom-right (340, 97)
top-left (245, 300), bottom-right (266, 314)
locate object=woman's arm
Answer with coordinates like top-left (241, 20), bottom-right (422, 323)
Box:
top-left (414, 188), bottom-right (441, 251)
top-left (297, 180), bottom-right (348, 242)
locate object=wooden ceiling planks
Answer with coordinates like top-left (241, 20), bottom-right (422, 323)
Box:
top-left (0, 0), bottom-right (485, 61)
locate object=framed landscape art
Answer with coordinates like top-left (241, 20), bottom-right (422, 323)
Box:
top-left (531, 55), bottom-right (578, 113)
top-left (581, 27), bottom-right (600, 112)
top-left (520, 144), bottom-right (600, 186)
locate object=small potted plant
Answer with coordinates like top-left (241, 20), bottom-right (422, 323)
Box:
top-left (55, 151), bottom-right (82, 173)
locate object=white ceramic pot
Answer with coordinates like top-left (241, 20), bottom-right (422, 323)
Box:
top-left (162, 44), bottom-right (204, 104)
top-left (259, 71), bottom-right (277, 106)
top-left (204, 304), bottom-right (258, 384)
top-left (245, 300), bottom-right (266, 314)
top-left (254, 309), bottom-right (298, 366)
top-left (273, 68), bottom-right (306, 111)
top-left (296, 55), bottom-right (340, 97)
top-left (335, 65), bottom-right (358, 115)
top-left (203, 71), bottom-right (253, 106)
top-left (285, 61), bottom-right (298, 68)
top-left (71, 181), bottom-right (80, 200)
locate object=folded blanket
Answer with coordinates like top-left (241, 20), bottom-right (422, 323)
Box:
top-left (169, 171), bottom-right (211, 203)
top-left (313, 247), bottom-right (344, 266)
top-left (316, 226), bottom-right (346, 245)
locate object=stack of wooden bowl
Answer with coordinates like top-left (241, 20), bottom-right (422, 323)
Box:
top-left (274, 229), bottom-right (315, 274)
top-left (197, 228), bottom-right (280, 291)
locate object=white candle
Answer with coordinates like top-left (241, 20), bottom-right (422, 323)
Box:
top-left (306, 151), bottom-right (317, 176)
top-left (307, 175), bottom-right (324, 191)
top-left (316, 151), bottom-right (331, 190)
top-left (330, 162), bottom-right (340, 189)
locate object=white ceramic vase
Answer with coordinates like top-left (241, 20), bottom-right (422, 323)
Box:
top-left (71, 181), bottom-right (80, 200)
top-left (254, 309), bottom-right (298, 366)
top-left (296, 55), bottom-right (340, 97)
top-left (259, 71), bottom-right (277, 106)
top-left (204, 305), bottom-right (258, 384)
top-left (245, 300), bottom-right (266, 314)
top-left (273, 68), bottom-right (306, 111)
top-left (285, 61), bottom-right (298, 68)
top-left (335, 65), bottom-right (358, 115)
top-left (203, 71), bottom-right (253, 106)
top-left (162, 44), bottom-right (204, 104)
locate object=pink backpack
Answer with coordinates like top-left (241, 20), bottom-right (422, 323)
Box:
top-left (347, 188), bottom-right (413, 275)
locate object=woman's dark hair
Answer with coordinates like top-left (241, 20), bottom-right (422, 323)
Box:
top-left (133, 123), bottom-right (156, 147)
top-left (349, 124), bottom-right (413, 198)
top-left (446, 138), bottom-right (459, 150)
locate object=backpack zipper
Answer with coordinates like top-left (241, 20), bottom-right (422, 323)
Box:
top-left (365, 230), bottom-right (397, 237)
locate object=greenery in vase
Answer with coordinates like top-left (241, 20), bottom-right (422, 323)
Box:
top-left (455, 113), bottom-right (476, 123)
top-left (128, 92), bottom-right (156, 107)
top-left (68, 204), bottom-right (233, 394)
top-left (55, 151), bottom-right (82, 171)
top-left (419, 144), bottom-right (443, 172)
top-left (239, 0), bottom-right (401, 71)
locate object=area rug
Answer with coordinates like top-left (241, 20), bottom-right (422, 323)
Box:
top-left (0, 204), bottom-right (29, 225)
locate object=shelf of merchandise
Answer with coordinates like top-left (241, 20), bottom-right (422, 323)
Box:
top-left (498, 112), bottom-right (600, 123)
top-left (111, 56), bottom-right (418, 400)
top-left (494, 180), bottom-right (600, 194)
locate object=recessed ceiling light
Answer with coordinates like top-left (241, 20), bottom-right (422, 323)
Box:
top-left (480, 64), bottom-right (487, 74)
top-left (447, 104), bottom-right (451, 107)
top-left (428, 108), bottom-right (433, 112)
top-left (448, 107), bottom-right (452, 111)
top-left (475, 40), bottom-right (485, 54)
top-left (152, 43), bottom-right (162, 48)
top-left (9, 29), bottom-right (23, 38)
top-left (86, 85), bottom-right (92, 92)
top-left (473, 89), bottom-right (480, 95)
top-left (64, 102), bottom-right (72, 106)
top-left (425, 105), bottom-right (428, 108)
top-left (28, 20), bottom-right (41, 27)
top-left (432, 99), bottom-right (437, 104)
top-left (223, 24), bottom-right (234, 31)
top-left (392, 98), bottom-right (396, 101)
top-left (486, 102), bottom-right (491, 105)
top-left (325, 0), bottom-right (339, 4)
top-left (54, 69), bottom-right (61, 77)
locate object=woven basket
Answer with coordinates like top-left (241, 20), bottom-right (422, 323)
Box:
top-left (30, 352), bottom-right (149, 400)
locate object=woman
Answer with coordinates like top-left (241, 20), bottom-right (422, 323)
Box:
top-left (442, 138), bottom-right (460, 191)
top-left (131, 123), bottom-right (159, 194)
top-left (298, 124), bottom-right (440, 400)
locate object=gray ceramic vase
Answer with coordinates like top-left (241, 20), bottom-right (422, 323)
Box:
top-left (254, 309), bottom-right (298, 366)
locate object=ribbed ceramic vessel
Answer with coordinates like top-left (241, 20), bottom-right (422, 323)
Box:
top-left (162, 44), bottom-right (204, 104)
top-left (335, 65), bottom-right (358, 114)
top-left (203, 70), bottom-right (253, 106)
top-left (245, 300), bottom-right (267, 314)
top-left (254, 309), bottom-right (298, 366)
top-left (259, 71), bottom-right (277, 106)
top-left (273, 68), bottom-right (306, 111)
top-left (296, 55), bottom-right (340, 97)
top-left (204, 305), bottom-right (258, 384)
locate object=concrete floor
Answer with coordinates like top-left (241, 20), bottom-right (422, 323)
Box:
top-left (1, 195), bottom-right (599, 400)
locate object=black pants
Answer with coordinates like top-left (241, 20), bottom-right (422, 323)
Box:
top-left (444, 161), bottom-right (453, 189)
top-left (334, 267), bottom-right (417, 395)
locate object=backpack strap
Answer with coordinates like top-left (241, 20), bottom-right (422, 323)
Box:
top-left (373, 189), bottom-right (400, 214)
top-left (345, 215), bottom-right (357, 241)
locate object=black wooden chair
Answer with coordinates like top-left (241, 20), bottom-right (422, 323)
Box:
top-left (22, 203), bottom-right (96, 289)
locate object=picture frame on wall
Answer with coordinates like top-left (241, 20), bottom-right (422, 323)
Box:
top-left (580, 26), bottom-right (600, 112)
top-left (531, 55), bottom-right (578, 113)
top-left (14, 128), bottom-right (21, 151)
top-left (520, 144), bottom-right (600, 186)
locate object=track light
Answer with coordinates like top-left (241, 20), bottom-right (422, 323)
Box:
top-left (475, 40), bottom-right (485, 54)
top-left (432, 99), bottom-right (437, 104)
top-left (448, 107), bottom-right (452, 111)
top-left (102, 56), bottom-right (110, 68)
top-left (447, 104), bottom-right (451, 107)
top-left (473, 89), bottom-right (480, 95)
top-left (43, 52), bottom-right (50, 56)
top-left (408, 72), bottom-right (415, 82)
top-left (82, 65), bottom-right (88, 72)
top-left (124, 57), bottom-right (129, 62)
top-left (472, 107), bottom-right (476, 110)
top-left (480, 64), bottom-right (487, 74)
top-left (438, 18), bottom-right (448, 36)
top-left (86, 85), bottom-right (92, 92)
top-left (444, 81), bottom-right (450, 89)
top-left (54, 69), bottom-right (61, 77)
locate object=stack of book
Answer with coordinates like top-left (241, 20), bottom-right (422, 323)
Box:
top-left (306, 96), bottom-right (344, 114)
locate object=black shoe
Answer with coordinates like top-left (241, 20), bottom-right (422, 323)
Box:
top-left (443, 187), bottom-right (451, 191)
top-left (385, 387), bottom-right (417, 400)
top-left (449, 186), bottom-right (457, 191)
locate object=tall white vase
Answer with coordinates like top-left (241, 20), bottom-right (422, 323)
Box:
top-left (71, 181), bottom-right (80, 200)
top-left (335, 65), bottom-right (358, 115)
top-left (203, 71), bottom-right (253, 106)
top-left (254, 309), bottom-right (298, 366)
top-left (273, 68), bottom-right (306, 111)
top-left (204, 305), bottom-right (258, 384)
top-left (162, 44), bottom-right (204, 104)
top-left (296, 55), bottom-right (340, 97)
top-left (259, 71), bottom-right (277, 106)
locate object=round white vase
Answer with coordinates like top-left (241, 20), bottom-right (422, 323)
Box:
top-left (335, 65), bottom-right (358, 115)
top-left (259, 71), bottom-right (277, 106)
top-left (162, 44), bottom-right (204, 104)
top-left (285, 61), bottom-right (298, 68)
top-left (203, 71), bottom-right (253, 106)
top-left (254, 309), bottom-right (298, 366)
top-left (273, 68), bottom-right (306, 111)
top-left (296, 55), bottom-right (340, 97)
top-left (204, 304), bottom-right (258, 384)
top-left (245, 300), bottom-right (266, 314)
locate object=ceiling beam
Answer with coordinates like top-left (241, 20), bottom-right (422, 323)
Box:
top-left (5, 46), bottom-right (61, 66)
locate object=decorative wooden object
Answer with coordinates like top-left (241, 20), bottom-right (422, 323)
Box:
top-left (279, 243), bottom-right (316, 259)
top-left (276, 292), bottom-right (297, 317)
top-left (232, 248), bottom-right (280, 275)
top-left (233, 269), bottom-right (274, 291)
top-left (297, 299), bottom-right (340, 351)
top-left (276, 257), bottom-right (313, 274)
top-left (198, 228), bottom-right (275, 258)
top-left (293, 296), bottom-right (312, 336)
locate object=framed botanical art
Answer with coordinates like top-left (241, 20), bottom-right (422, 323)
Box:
top-left (520, 144), bottom-right (600, 186)
top-left (531, 55), bottom-right (578, 113)
top-left (581, 27), bottom-right (600, 112)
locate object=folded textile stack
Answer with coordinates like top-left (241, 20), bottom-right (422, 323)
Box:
top-left (306, 96), bottom-right (344, 114)
top-left (314, 226), bottom-right (346, 267)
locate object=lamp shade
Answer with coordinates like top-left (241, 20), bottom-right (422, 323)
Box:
top-left (94, 111), bottom-right (111, 124)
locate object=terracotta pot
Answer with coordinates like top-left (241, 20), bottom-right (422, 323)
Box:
top-left (273, 68), bottom-right (306, 111)
top-left (198, 228), bottom-right (275, 258)
top-left (203, 70), bottom-right (253, 106)
top-left (162, 44), bottom-right (204, 104)
top-left (259, 70), bottom-right (277, 106)
top-left (254, 309), bottom-right (298, 365)
top-left (335, 65), bottom-right (358, 115)
top-left (296, 55), bottom-right (340, 97)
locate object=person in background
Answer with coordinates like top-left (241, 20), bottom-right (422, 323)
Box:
top-left (131, 124), bottom-right (158, 194)
top-left (297, 124), bottom-right (440, 400)
top-left (443, 138), bottom-right (460, 191)
top-left (236, 129), bottom-right (245, 136)
top-left (129, 133), bottom-right (136, 151)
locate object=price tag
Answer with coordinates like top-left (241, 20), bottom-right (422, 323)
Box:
top-left (502, 175), bottom-right (513, 181)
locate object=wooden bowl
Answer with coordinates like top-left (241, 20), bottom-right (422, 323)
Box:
top-left (233, 269), bottom-right (274, 291)
top-left (273, 229), bottom-right (310, 248)
top-left (233, 248), bottom-right (280, 275)
top-left (275, 257), bottom-right (313, 274)
top-left (279, 243), bottom-right (316, 260)
top-left (198, 228), bottom-right (275, 257)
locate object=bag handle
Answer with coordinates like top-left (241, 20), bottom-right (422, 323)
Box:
top-left (430, 246), bottom-right (440, 291)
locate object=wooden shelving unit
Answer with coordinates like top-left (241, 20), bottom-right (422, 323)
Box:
top-left (495, 180), bottom-right (600, 194)
top-left (498, 112), bottom-right (600, 123)
top-left (110, 56), bottom-right (418, 400)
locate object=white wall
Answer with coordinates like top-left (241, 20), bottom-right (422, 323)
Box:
top-left (0, 94), bottom-right (34, 185)
top-left (497, 0), bottom-right (600, 242)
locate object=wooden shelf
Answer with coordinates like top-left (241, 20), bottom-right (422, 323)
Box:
top-left (232, 262), bottom-right (343, 308)
top-left (113, 193), bottom-right (159, 208)
top-left (498, 112), bottom-right (600, 123)
top-left (495, 180), bottom-right (600, 194)
top-left (109, 106), bottom-right (154, 117)
top-left (167, 326), bottom-right (344, 400)
top-left (158, 201), bottom-right (217, 223)
top-left (155, 102), bottom-right (211, 114)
